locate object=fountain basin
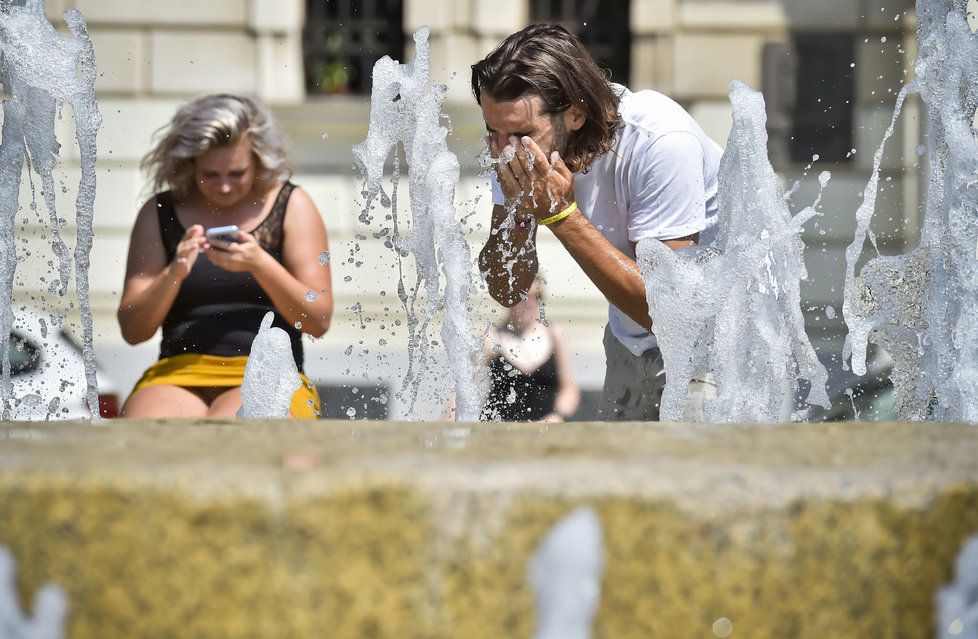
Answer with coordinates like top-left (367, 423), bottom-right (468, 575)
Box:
top-left (1, 420), bottom-right (976, 638)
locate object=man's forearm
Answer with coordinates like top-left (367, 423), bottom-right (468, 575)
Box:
top-left (478, 204), bottom-right (539, 306)
top-left (547, 210), bottom-right (653, 330)
top-left (479, 232), bottom-right (538, 307)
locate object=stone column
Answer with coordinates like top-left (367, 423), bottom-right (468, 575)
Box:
top-left (249, 0), bottom-right (305, 104)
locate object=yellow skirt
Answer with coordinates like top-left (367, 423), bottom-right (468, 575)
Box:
top-left (130, 353), bottom-right (321, 420)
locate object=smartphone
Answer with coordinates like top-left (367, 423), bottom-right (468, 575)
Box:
top-left (205, 225), bottom-right (240, 244)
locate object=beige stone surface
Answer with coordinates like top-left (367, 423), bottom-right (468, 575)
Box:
top-left (679, 0), bottom-right (787, 31)
top-left (471, 0), bottom-right (527, 37)
top-left (88, 98), bottom-right (185, 162)
top-left (863, 0), bottom-right (916, 30)
top-left (630, 35), bottom-right (674, 93)
top-left (855, 38), bottom-right (909, 106)
top-left (255, 33), bottom-right (304, 104)
top-left (631, 0), bottom-right (676, 34)
top-left (853, 103), bottom-right (908, 173)
top-left (405, 0), bottom-right (471, 32)
top-left (689, 99), bottom-right (733, 147)
top-left (248, 0), bottom-right (303, 34)
top-left (1, 421), bottom-right (977, 638)
top-left (673, 33), bottom-right (764, 99)
top-left (408, 32), bottom-right (480, 103)
top-left (74, 0), bottom-right (247, 26)
top-left (44, 0), bottom-right (69, 23)
top-left (778, 0), bottom-right (861, 29)
top-left (89, 29), bottom-right (146, 95)
top-left (148, 31), bottom-right (256, 96)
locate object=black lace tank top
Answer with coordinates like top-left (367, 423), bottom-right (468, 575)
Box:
top-left (156, 182), bottom-right (305, 370)
top-left (480, 330), bottom-right (559, 422)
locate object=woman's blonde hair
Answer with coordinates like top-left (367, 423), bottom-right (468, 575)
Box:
top-left (141, 94), bottom-right (291, 197)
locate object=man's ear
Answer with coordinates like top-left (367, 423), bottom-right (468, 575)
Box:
top-left (564, 105), bottom-right (586, 132)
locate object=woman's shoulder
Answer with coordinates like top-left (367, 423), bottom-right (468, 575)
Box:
top-left (282, 182), bottom-right (315, 208)
top-left (281, 183), bottom-right (325, 224)
top-left (134, 191), bottom-right (173, 222)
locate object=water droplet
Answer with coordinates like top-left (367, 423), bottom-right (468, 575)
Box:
top-left (294, 321), bottom-right (302, 329)
top-left (321, 131), bottom-right (329, 140)
top-left (825, 305), bottom-right (836, 319)
top-left (318, 250), bottom-right (331, 265)
top-left (712, 617), bottom-right (733, 638)
top-left (304, 291), bottom-right (318, 302)
top-left (346, 406), bottom-right (356, 417)
top-left (344, 345), bottom-right (353, 356)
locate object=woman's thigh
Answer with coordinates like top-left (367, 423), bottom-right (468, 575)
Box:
top-left (122, 384), bottom-right (210, 418)
top-left (207, 387), bottom-right (243, 418)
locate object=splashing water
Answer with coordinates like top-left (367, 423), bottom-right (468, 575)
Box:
top-left (843, 0), bottom-right (978, 421)
top-left (237, 312), bottom-right (301, 419)
top-left (352, 27), bottom-right (485, 421)
top-left (636, 81), bottom-right (830, 422)
top-left (0, 0), bottom-right (101, 419)
top-left (937, 534), bottom-right (978, 638)
top-left (528, 508), bottom-right (604, 639)
top-left (0, 546), bottom-right (67, 639)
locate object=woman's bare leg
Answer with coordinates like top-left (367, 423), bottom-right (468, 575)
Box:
top-left (122, 384), bottom-right (210, 418)
top-left (207, 387), bottom-right (243, 418)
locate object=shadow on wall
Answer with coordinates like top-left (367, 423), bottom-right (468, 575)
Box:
top-left (315, 383), bottom-right (390, 420)
top-left (314, 384), bottom-right (613, 422)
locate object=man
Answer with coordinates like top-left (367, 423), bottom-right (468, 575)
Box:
top-left (472, 23), bottom-right (723, 421)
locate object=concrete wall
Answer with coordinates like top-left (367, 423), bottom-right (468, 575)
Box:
top-left (2, 420), bottom-right (977, 637)
top-left (16, 0), bottom-right (925, 415)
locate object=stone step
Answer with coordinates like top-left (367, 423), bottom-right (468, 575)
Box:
top-left (1, 420), bottom-right (976, 638)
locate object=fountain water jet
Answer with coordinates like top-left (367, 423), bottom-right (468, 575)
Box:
top-left (636, 82), bottom-right (830, 423)
top-left (353, 27), bottom-right (486, 421)
top-left (843, 0), bottom-right (978, 421)
top-left (529, 508), bottom-right (604, 639)
top-left (0, 0), bottom-right (101, 419)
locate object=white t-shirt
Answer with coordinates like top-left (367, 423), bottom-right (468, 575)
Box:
top-left (491, 84), bottom-right (723, 356)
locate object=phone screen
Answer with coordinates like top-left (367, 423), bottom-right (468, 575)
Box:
top-left (205, 225), bottom-right (240, 244)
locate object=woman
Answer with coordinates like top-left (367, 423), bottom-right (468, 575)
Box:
top-left (118, 94), bottom-right (333, 418)
top-left (480, 277), bottom-right (580, 422)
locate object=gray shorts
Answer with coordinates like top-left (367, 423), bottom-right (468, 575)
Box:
top-left (599, 325), bottom-right (715, 422)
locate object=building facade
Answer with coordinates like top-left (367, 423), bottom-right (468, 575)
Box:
top-left (27, 0), bottom-right (926, 417)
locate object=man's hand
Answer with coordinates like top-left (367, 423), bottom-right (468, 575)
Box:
top-left (495, 136), bottom-right (575, 222)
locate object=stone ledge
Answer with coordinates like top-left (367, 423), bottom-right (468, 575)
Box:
top-left (1, 421), bottom-right (976, 638)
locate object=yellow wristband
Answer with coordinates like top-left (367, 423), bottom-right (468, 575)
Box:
top-left (539, 201), bottom-right (578, 226)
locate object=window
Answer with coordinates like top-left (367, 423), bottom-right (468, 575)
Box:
top-left (789, 35), bottom-right (855, 164)
top-left (530, 0), bottom-right (632, 85)
top-left (303, 0), bottom-right (405, 95)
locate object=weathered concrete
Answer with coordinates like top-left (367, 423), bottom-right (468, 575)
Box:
top-left (1, 421), bottom-right (976, 638)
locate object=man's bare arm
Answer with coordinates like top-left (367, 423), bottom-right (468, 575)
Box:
top-left (548, 209), bottom-right (697, 330)
top-left (478, 203), bottom-right (539, 307)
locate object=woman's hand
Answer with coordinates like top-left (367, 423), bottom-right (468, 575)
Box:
top-left (171, 225), bottom-right (206, 280)
top-left (205, 230), bottom-right (269, 274)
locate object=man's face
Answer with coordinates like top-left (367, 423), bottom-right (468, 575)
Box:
top-left (480, 94), bottom-right (569, 159)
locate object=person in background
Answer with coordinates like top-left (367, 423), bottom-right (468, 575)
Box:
top-left (481, 276), bottom-right (580, 422)
top-left (117, 94), bottom-right (333, 418)
top-left (472, 24), bottom-right (721, 420)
